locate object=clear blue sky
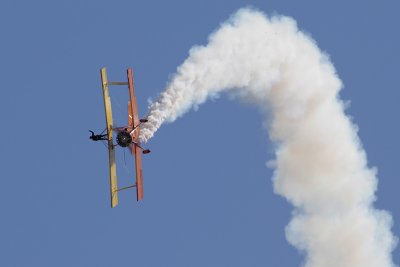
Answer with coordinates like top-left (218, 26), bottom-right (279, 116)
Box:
top-left (0, 1), bottom-right (398, 266)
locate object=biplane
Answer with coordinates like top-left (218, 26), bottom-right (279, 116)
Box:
top-left (95, 67), bottom-right (150, 208)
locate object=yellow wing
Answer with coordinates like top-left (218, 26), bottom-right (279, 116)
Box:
top-left (100, 67), bottom-right (118, 208)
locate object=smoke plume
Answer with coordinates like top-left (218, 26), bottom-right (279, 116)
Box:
top-left (140, 8), bottom-right (397, 267)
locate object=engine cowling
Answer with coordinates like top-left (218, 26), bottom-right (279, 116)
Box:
top-left (116, 131), bottom-right (132, 147)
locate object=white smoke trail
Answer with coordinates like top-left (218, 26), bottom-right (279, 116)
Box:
top-left (140, 8), bottom-right (397, 267)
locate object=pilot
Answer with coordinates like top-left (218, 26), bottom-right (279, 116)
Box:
top-left (89, 130), bottom-right (108, 141)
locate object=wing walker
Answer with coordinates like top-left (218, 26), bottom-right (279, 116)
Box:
top-left (90, 67), bottom-right (150, 208)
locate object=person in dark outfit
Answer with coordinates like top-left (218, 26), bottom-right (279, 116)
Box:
top-left (89, 130), bottom-right (108, 141)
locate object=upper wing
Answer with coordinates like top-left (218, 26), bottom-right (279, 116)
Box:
top-left (100, 67), bottom-right (119, 208)
top-left (127, 68), bottom-right (144, 201)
